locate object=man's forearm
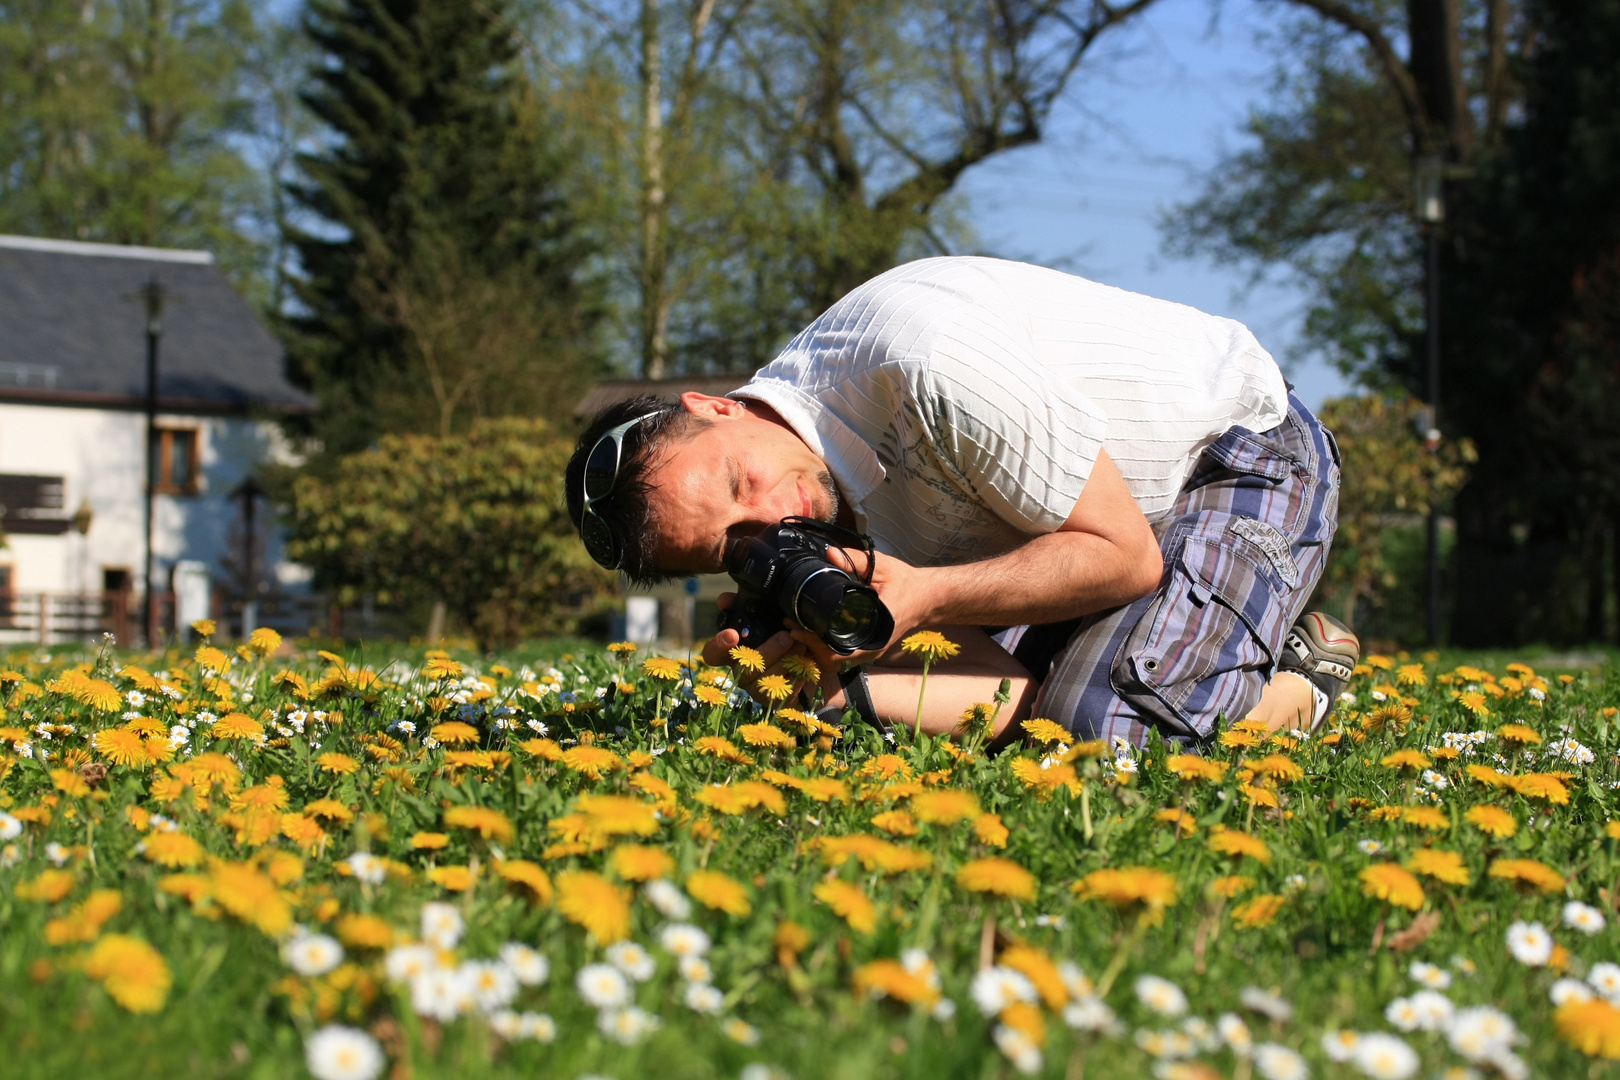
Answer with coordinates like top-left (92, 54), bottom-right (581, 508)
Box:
top-left (908, 530), bottom-right (1163, 628)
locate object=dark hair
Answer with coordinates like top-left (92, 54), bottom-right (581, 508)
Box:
top-left (565, 394), bottom-right (707, 585)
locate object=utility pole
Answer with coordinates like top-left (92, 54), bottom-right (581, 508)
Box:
top-left (1414, 155), bottom-right (1445, 647)
top-left (142, 277), bottom-right (165, 648)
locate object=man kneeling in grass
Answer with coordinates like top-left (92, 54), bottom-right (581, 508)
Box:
top-left (566, 257), bottom-right (1359, 748)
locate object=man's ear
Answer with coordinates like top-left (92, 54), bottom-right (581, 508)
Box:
top-left (680, 392), bottom-right (748, 420)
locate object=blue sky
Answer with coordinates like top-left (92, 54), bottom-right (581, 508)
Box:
top-left (957, 0), bottom-right (1356, 411)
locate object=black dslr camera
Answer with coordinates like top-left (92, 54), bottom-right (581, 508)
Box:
top-left (718, 517), bottom-right (895, 655)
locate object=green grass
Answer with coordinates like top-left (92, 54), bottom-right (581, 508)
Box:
top-left (2, 637), bottom-right (1618, 1079)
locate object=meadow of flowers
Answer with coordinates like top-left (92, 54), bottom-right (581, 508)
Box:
top-left (3, 624), bottom-right (1620, 1080)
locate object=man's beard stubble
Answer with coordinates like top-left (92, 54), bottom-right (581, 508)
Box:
top-left (816, 471), bottom-right (840, 523)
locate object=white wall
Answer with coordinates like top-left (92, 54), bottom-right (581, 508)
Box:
top-left (0, 402), bottom-right (306, 596)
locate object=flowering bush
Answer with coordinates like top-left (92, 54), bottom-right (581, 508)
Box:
top-left (3, 629), bottom-right (1620, 1079)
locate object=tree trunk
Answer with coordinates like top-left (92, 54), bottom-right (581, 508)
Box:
top-left (426, 599), bottom-right (446, 643)
top-left (639, 0), bottom-right (668, 379)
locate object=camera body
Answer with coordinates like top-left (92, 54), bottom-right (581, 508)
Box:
top-left (717, 517), bottom-right (895, 655)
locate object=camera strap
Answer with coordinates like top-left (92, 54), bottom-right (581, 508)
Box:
top-left (778, 516), bottom-right (877, 585)
top-left (831, 666), bottom-right (886, 732)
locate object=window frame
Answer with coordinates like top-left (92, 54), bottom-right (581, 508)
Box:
top-left (151, 427), bottom-right (201, 495)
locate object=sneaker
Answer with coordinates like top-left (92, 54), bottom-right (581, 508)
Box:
top-left (1278, 612), bottom-right (1360, 709)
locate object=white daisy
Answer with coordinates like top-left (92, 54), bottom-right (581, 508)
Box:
top-left (384, 944), bottom-right (436, 984)
top-left (1062, 996), bottom-right (1117, 1033)
top-left (420, 902), bottom-right (464, 950)
top-left (1183, 1016), bottom-right (1220, 1052)
top-left (1253, 1043), bottom-right (1309, 1080)
top-left (1446, 1006), bottom-right (1518, 1062)
top-left (679, 955), bottom-right (712, 984)
top-left (606, 942), bottom-right (657, 982)
top-left (488, 1010), bottom-right (525, 1039)
top-left (1383, 997), bottom-right (1420, 1032)
top-left (410, 966), bottom-right (472, 1021)
top-left (1551, 977), bottom-right (1596, 1006)
top-left (644, 879), bottom-right (692, 919)
top-left (575, 963), bottom-right (631, 1009)
top-left (1356, 839), bottom-right (1384, 855)
top-left (1563, 900), bottom-right (1606, 935)
top-left (1057, 960), bottom-right (1093, 999)
top-left (993, 1025), bottom-right (1042, 1075)
top-left (463, 960), bottom-right (518, 1013)
top-left (1134, 1028), bottom-right (1195, 1059)
top-left (498, 942), bottom-right (549, 986)
top-left (345, 852), bottom-right (387, 886)
top-left (1504, 921), bottom-right (1553, 966)
top-left (1350, 1031), bottom-right (1419, 1079)
top-left (304, 1025), bottom-right (385, 1080)
top-left (519, 1013), bottom-right (556, 1041)
top-left (283, 933), bottom-right (345, 977)
top-left (1320, 1030), bottom-right (1359, 1063)
top-left (658, 923), bottom-right (712, 957)
top-left (970, 966), bottom-right (1038, 1015)
top-left (723, 1018), bottom-right (761, 1046)
top-left (1134, 974), bottom-right (1188, 1017)
top-left (598, 1006), bottom-right (660, 1045)
top-left (1407, 960), bottom-right (1451, 989)
top-left (932, 998), bottom-right (957, 1021)
top-left (1408, 990), bottom-right (1454, 1031)
top-left (1587, 961), bottom-right (1620, 999)
top-left (1240, 986), bottom-right (1294, 1022)
top-left (684, 981), bottom-right (724, 1014)
top-left (1217, 1013), bottom-right (1253, 1056)
top-left (0, 812), bottom-right (23, 841)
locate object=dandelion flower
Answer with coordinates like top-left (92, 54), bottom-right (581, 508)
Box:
top-left (1209, 828), bottom-right (1272, 865)
top-left (900, 631), bottom-right (960, 662)
top-left (1231, 894), bottom-right (1287, 929)
top-left (443, 806), bottom-right (514, 842)
top-left (1555, 998), bottom-right (1620, 1059)
top-left (1505, 920), bottom-right (1554, 966)
top-left (1247, 754), bottom-right (1305, 782)
top-left (1165, 754), bottom-right (1228, 783)
top-left (304, 1025), bottom-right (385, 1080)
top-left (642, 657), bottom-right (683, 681)
top-left (83, 934), bottom-right (172, 1013)
top-left (815, 879), bottom-right (878, 933)
top-left (609, 844), bottom-right (675, 883)
top-left (736, 722), bottom-right (795, 749)
top-left (1072, 866), bottom-right (1178, 910)
top-left (687, 869), bottom-right (752, 916)
top-left (575, 962), bottom-right (631, 1008)
top-left (556, 872), bottom-right (632, 943)
top-left (694, 684), bottom-right (728, 707)
top-left (1358, 864), bottom-right (1425, 911)
top-left (316, 752), bottom-right (359, 775)
top-left (1464, 805), bottom-right (1517, 838)
top-left (1497, 723), bottom-right (1541, 745)
top-left (956, 857), bottom-right (1037, 901)
top-left (1399, 805), bottom-right (1448, 830)
top-left (1489, 858), bottom-right (1566, 894)
top-left (728, 646), bottom-right (766, 673)
top-left (1381, 749), bottom-right (1432, 770)
top-left (1404, 848), bottom-right (1470, 886)
top-left (334, 914), bottom-right (393, 950)
top-left (911, 789), bottom-right (981, 825)
top-left (1133, 974), bottom-right (1188, 1016)
top-left (755, 674), bottom-right (793, 702)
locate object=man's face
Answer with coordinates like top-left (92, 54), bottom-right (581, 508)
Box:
top-left (645, 394), bottom-right (840, 576)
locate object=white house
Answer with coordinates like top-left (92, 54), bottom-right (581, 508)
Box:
top-left (0, 234), bottom-right (317, 644)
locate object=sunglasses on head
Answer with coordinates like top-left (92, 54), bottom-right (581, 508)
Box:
top-left (579, 412), bottom-right (656, 569)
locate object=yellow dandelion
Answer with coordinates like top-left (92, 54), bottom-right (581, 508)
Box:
top-left (576, 794), bottom-right (661, 837)
top-left (1165, 754), bottom-right (1228, 783)
top-left (1466, 763), bottom-right (1511, 787)
top-left (334, 913), bottom-right (393, 949)
top-left (1395, 663), bottom-right (1428, 687)
top-left (315, 752), bottom-right (359, 776)
top-left (729, 646), bottom-right (766, 673)
top-left (1498, 723), bottom-right (1542, 745)
top-left (1458, 690), bottom-right (1490, 717)
top-left (423, 654), bottom-right (465, 680)
top-left (195, 645), bottom-right (231, 672)
top-left (900, 631), bottom-right (960, 662)
top-left (1210, 875), bottom-right (1254, 898)
top-left (956, 857), bottom-right (1038, 901)
top-left (1556, 999), bottom-right (1620, 1059)
top-left (495, 859), bottom-right (554, 903)
top-left (1247, 754), bottom-right (1305, 782)
top-left (736, 722), bottom-right (796, 748)
top-left (1209, 829), bottom-right (1272, 865)
top-left (94, 728), bottom-right (151, 768)
top-left (853, 959), bottom-right (941, 1006)
top-left (429, 721), bottom-right (480, 745)
top-left (140, 832), bottom-right (205, 869)
top-left (208, 861), bottom-right (292, 936)
top-left (555, 871), bottom-right (632, 943)
top-left (1231, 894), bottom-right (1287, 929)
top-left (1607, 821), bottom-right (1620, 840)
top-left (756, 674), bottom-right (793, 702)
top-left (687, 869), bottom-right (752, 916)
top-left (607, 641), bottom-right (638, 654)
top-left (1504, 772), bottom-right (1570, 804)
top-left (1154, 808), bottom-right (1198, 836)
top-left (1381, 749), bottom-right (1432, 770)
top-left (815, 834), bottom-right (933, 875)
top-left (1488, 858), bottom-right (1566, 894)
top-left (694, 684), bottom-right (728, 707)
top-left (694, 735), bottom-right (753, 764)
top-left (1000, 946), bottom-right (1069, 1009)
top-left (642, 657), bottom-right (683, 681)
top-left (51, 769), bottom-right (90, 798)
top-left (16, 869), bottom-right (76, 902)
top-left (1405, 848), bottom-right (1471, 885)
top-left (427, 865), bottom-right (475, 891)
top-left (910, 789), bottom-right (981, 825)
top-left (782, 654), bottom-right (821, 683)
top-left (1401, 805), bottom-right (1450, 830)
top-left (1072, 867), bottom-right (1179, 909)
top-left (974, 812), bottom-right (1010, 848)
top-left (1465, 805), bottom-right (1518, 838)
top-left (190, 618), bottom-right (217, 637)
top-left (814, 879), bottom-right (878, 933)
top-left (44, 889), bottom-right (123, 945)
top-left (610, 844), bottom-right (675, 882)
top-left (797, 777), bottom-right (849, 803)
top-left (870, 809), bottom-right (918, 836)
top-left (560, 745), bottom-right (624, 780)
top-left (1359, 863), bottom-right (1425, 911)
top-left (83, 934), bottom-right (171, 1013)
top-left (519, 737), bottom-right (565, 761)
top-left (410, 832), bottom-right (450, 850)
top-left (443, 806), bottom-right (514, 843)
top-left (1218, 729), bottom-right (1262, 750)
top-left (696, 781), bottom-right (786, 816)
top-left (1022, 718), bottom-right (1071, 745)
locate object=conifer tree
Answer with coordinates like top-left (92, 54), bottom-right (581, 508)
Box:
top-left (286, 0), bottom-right (598, 452)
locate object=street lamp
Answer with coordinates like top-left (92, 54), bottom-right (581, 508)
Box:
top-left (1412, 154), bottom-right (1445, 648)
top-left (141, 276), bottom-right (165, 647)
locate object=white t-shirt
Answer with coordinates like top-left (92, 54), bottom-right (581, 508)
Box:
top-left (732, 257), bottom-right (1289, 567)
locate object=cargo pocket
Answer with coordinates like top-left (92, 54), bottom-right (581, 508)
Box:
top-left (1109, 514), bottom-right (1294, 741)
top-left (1192, 425), bottom-right (1300, 486)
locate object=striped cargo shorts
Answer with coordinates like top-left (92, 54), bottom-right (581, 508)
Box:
top-left (993, 391), bottom-right (1340, 748)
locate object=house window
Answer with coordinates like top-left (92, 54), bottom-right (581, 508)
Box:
top-left (151, 428), bottom-right (199, 494)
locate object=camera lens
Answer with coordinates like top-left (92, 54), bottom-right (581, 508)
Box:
top-left (788, 566), bottom-right (893, 653)
top-left (826, 589), bottom-right (881, 645)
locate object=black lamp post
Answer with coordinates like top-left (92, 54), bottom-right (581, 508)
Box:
top-left (1413, 154), bottom-right (1445, 647)
top-left (141, 276), bottom-right (165, 647)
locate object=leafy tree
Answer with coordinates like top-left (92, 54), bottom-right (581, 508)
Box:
top-left (285, 417), bottom-right (611, 649)
top-left (286, 0), bottom-right (600, 453)
top-left (1312, 394), bottom-right (1473, 632)
top-left (0, 0), bottom-right (263, 275)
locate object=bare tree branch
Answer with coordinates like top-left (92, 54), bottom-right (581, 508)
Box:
top-left (1276, 0), bottom-right (1431, 146)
